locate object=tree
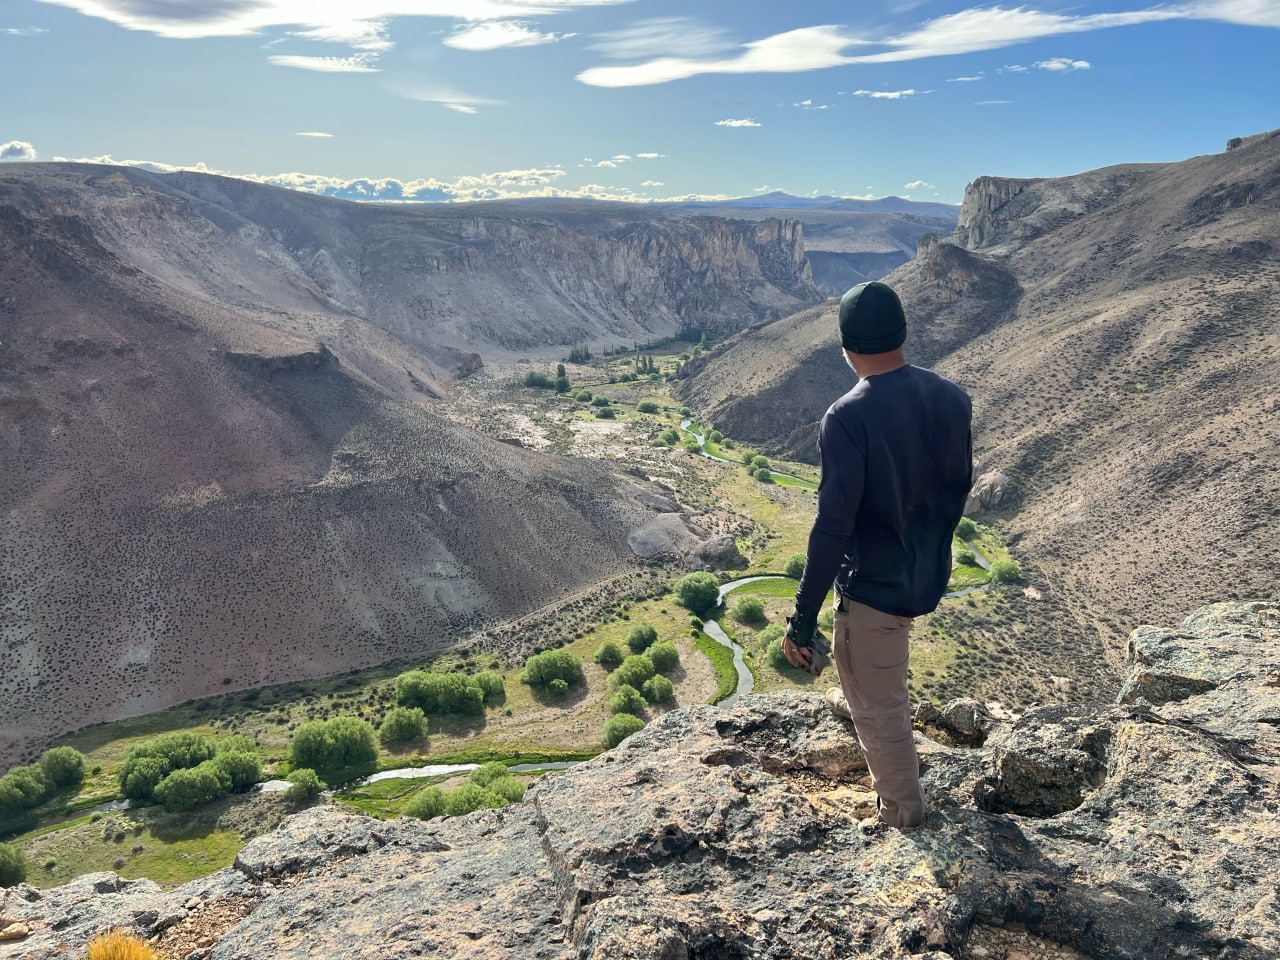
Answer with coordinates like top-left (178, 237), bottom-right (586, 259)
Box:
top-left (955, 517), bottom-right (977, 541)
top-left (395, 671), bottom-right (484, 715)
top-left (647, 641), bottom-right (679, 673)
top-left (287, 721), bottom-right (333, 774)
top-left (473, 672), bottom-right (506, 703)
top-left (120, 756), bottom-right (170, 803)
top-left (554, 376), bottom-right (571, 393)
top-left (740, 449), bottom-right (758, 465)
top-left (39, 746), bottom-right (85, 789)
top-left (520, 650), bottom-right (584, 688)
top-left (610, 655), bottom-right (655, 691)
top-left (288, 716), bottom-right (377, 779)
top-left (210, 750), bottom-right (261, 792)
top-left (603, 714), bottom-right (645, 749)
top-left (556, 363), bottom-right (566, 379)
top-left (154, 762), bottom-right (230, 813)
top-left (608, 684), bottom-right (647, 716)
top-left (751, 456), bottom-right (771, 471)
top-left (575, 389), bottom-right (593, 402)
top-left (0, 843), bottom-right (27, 887)
top-left (379, 706), bottom-right (427, 746)
top-left (784, 554), bottom-right (806, 579)
top-left (753, 468), bottom-right (773, 483)
top-left (673, 572), bottom-right (720, 616)
top-left (403, 786), bottom-right (446, 820)
top-left (625, 623), bottom-right (658, 654)
top-left (708, 430), bottom-right (724, 443)
top-left (443, 783), bottom-right (508, 816)
top-left (730, 596), bottom-right (766, 625)
top-left (593, 641), bottom-right (624, 668)
top-left (656, 427), bottom-right (680, 446)
top-left (991, 559), bottom-right (1022, 583)
top-left (642, 675), bottom-right (675, 703)
top-left (285, 768), bottom-right (325, 803)
top-left (523, 371), bottom-right (554, 389)
top-left (326, 717), bottom-right (378, 769)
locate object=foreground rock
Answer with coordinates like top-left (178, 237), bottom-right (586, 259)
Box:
top-left (4, 601), bottom-right (1276, 959)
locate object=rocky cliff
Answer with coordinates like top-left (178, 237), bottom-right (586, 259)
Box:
top-left (5, 600), bottom-right (1276, 959)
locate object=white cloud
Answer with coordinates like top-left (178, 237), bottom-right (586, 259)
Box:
top-left (443, 103), bottom-right (478, 114)
top-left (1002, 63), bottom-right (1028, 72)
top-left (641, 180), bottom-right (664, 186)
top-left (946, 75), bottom-right (983, 81)
top-left (445, 20), bottom-right (570, 51)
top-left (635, 152), bottom-right (663, 158)
top-left (268, 54), bottom-right (380, 72)
top-left (594, 159), bottom-right (618, 167)
top-left (904, 179), bottom-right (933, 189)
top-left (0, 140), bottom-right (37, 160)
top-left (575, 2), bottom-right (1275, 87)
top-left (3, 26), bottom-right (49, 35)
top-left (715, 118), bottom-right (761, 127)
top-left (612, 153), bottom-right (632, 161)
top-left (296, 131), bottom-right (334, 137)
top-left (289, 20), bottom-right (392, 52)
top-left (590, 17), bottom-right (737, 59)
top-left (975, 99), bottom-right (1013, 105)
top-left (388, 82), bottom-right (505, 113)
top-left (852, 89), bottom-right (928, 99)
top-left (1035, 57), bottom-right (1091, 71)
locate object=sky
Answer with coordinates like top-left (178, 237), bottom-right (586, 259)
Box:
top-left (1, 0), bottom-right (1277, 205)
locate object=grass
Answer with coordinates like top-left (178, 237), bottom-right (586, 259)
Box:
top-left (691, 632), bottom-right (737, 704)
top-left (948, 564), bottom-right (992, 590)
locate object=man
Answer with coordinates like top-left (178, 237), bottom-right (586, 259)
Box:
top-left (783, 280), bottom-right (972, 829)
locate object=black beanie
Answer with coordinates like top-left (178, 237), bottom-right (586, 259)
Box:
top-left (838, 281), bottom-right (906, 354)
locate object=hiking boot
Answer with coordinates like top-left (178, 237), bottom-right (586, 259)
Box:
top-left (824, 687), bottom-right (852, 721)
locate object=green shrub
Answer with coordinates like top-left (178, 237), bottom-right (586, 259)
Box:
top-left (209, 750), bottom-right (261, 792)
top-left (625, 623), bottom-right (658, 654)
top-left (379, 706), bottom-right (428, 745)
top-left (708, 430), bottom-right (724, 443)
top-left (216, 735), bottom-right (258, 755)
top-left (473, 672), bottom-right (506, 703)
top-left (608, 684), bottom-right (647, 716)
top-left (673, 572), bottom-right (721, 616)
top-left (574, 389), bottom-right (593, 402)
top-left (603, 714), bottom-right (645, 749)
top-left (955, 549), bottom-right (976, 566)
top-left (991, 560), bottom-right (1022, 583)
top-left (118, 732), bottom-right (216, 803)
top-left (637, 400), bottom-right (659, 413)
top-left (554, 376), bottom-right (571, 393)
top-left (955, 517), bottom-right (977, 541)
top-left (395, 671), bottom-right (484, 715)
top-left (593, 641), bottom-right (625, 668)
top-left (288, 716), bottom-right (377, 779)
top-left (757, 624), bottom-right (784, 650)
top-left (766, 638), bottom-right (792, 671)
top-left (403, 786), bottom-right (446, 820)
top-left (594, 407), bottom-right (616, 419)
top-left (753, 467), bottom-right (773, 483)
top-left (119, 757), bottom-right (170, 803)
top-left (39, 746), bottom-right (86, 789)
top-left (547, 678), bottom-right (570, 697)
top-left (285, 768), bottom-right (325, 803)
top-left (523, 371), bottom-right (554, 389)
top-left (642, 675), bottom-right (676, 703)
top-left (679, 406), bottom-right (693, 417)
top-left (0, 842), bottom-right (26, 887)
top-left (443, 783), bottom-right (508, 816)
top-left (750, 456), bottom-right (771, 471)
top-left (740, 449), bottom-right (758, 464)
top-left (729, 596), bottom-right (766, 625)
top-left (656, 427), bottom-right (680, 445)
top-left (611, 655), bottom-right (655, 691)
top-left (0, 764), bottom-right (52, 816)
top-left (647, 641), bottom-right (680, 673)
top-left (784, 554), bottom-right (806, 579)
top-left (590, 395), bottom-right (611, 407)
top-left (154, 761), bottom-right (232, 812)
top-left (520, 650), bottom-right (584, 688)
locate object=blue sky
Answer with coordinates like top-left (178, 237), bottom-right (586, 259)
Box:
top-left (2, 0), bottom-right (1277, 205)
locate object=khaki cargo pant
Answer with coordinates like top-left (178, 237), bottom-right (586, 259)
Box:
top-left (832, 596), bottom-right (927, 828)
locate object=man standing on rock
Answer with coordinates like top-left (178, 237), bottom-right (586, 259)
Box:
top-left (783, 280), bottom-right (972, 829)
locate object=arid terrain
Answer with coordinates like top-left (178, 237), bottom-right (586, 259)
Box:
top-left (678, 130), bottom-right (1280, 657)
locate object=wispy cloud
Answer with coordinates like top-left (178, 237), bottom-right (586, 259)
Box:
top-left (1035, 57), bottom-right (1091, 71)
top-left (576, 2), bottom-right (1280, 87)
top-left (268, 54), bottom-right (380, 73)
top-left (641, 180), bottom-right (664, 186)
top-left (0, 140), bottom-right (37, 160)
top-left (852, 89), bottom-right (928, 99)
top-left (3, 26), bottom-right (49, 36)
top-left (388, 81), bottom-right (505, 114)
top-left (1002, 63), bottom-right (1029, 72)
top-left (903, 179), bottom-right (933, 189)
top-left (443, 103), bottom-right (478, 114)
top-left (445, 20), bottom-right (571, 51)
top-left (947, 74), bottom-right (983, 82)
top-left (590, 17), bottom-right (737, 59)
top-left (715, 118), bottom-right (761, 127)
top-left (975, 100), bottom-right (1013, 105)
top-left (594, 159), bottom-right (618, 167)
top-left (793, 98), bottom-right (830, 110)
top-left (296, 131), bottom-right (334, 138)
top-left (635, 152), bottom-right (664, 159)
top-left (289, 20), bottom-right (392, 52)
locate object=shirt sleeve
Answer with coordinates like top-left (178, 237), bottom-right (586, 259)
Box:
top-left (794, 411), bottom-right (865, 610)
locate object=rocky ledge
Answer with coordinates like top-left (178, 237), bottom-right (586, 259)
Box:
top-left (3, 601), bottom-right (1277, 959)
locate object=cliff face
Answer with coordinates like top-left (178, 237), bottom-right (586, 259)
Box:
top-left (6, 600), bottom-right (1276, 959)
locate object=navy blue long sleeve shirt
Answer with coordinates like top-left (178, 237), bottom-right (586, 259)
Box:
top-left (795, 365), bottom-right (973, 618)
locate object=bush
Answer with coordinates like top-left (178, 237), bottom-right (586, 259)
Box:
top-left (574, 389), bottom-right (593, 402)
top-left (287, 717), bottom-right (377, 779)
top-left (708, 430), bottom-right (724, 443)
top-left (403, 786), bottom-right (446, 820)
top-left (647, 640), bottom-right (680, 673)
top-left (547, 678), bottom-right (570, 697)
top-left (594, 407), bottom-right (615, 419)
top-left (611, 655), bottom-right (656, 691)
top-left (625, 623), bottom-right (658, 654)
top-left (603, 714), bottom-right (645, 749)
top-left (118, 732), bottom-right (217, 804)
top-left (522, 371), bottom-right (554, 389)
top-left (554, 376), bottom-right (571, 393)
top-left (784, 554), bottom-right (806, 579)
top-left (285, 768), bottom-right (325, 803)
top-left (750, 455), bottom-right (771, 471)
top-left (673, 572), bottom-right (721, 616)
top-left (757, 624), bottom-right (784, 649)
top-left (608, 684), bottom-right (647, 716)
top-left (593, 641), bottom-right (625, 668)
top-left (991, 560), bottom-right (1022, 583)
top-left (520, 650), bottom-right (584, 688)
top-left (656, 427), bottom-right (680, 446)
top-left (473, 671), bottom-right (506, 703)
top-left (766, 637), bottom-right (794, 671)
top-left (642, 675), bottom-right (676, 703)
top-left (395, 671), bottom-right (484, 715)
top-left (955, 549), bottom-right (976, 567)
top-left (153, 762), bottom-right (231, 812)
top-left (209, 750), bottom-right (261, 792)
top-left (729, 596), bottom-right (766, 625)
top-left (0, 842), bottom-right (26, 887)
top-left (443, 783), bottom-right (508, 816)
top-left (379, 706), bottom-right (428, 745)
top-left (740, 449), bottom-right (758, 465)
top-left (591, 395), bottom-right (611, 407)
top-left (86, 929), bottom-right (157, 960)
top-left (636, 399), bottom-right (659, 413)
top-left (753, 468), bottom-right (773, 483)
top-left (955, 517), bottom-right (977, 541)
top-left (39, 746), bottom-right (86, 789)
top-left (0, 764), bottom-right (51, 817)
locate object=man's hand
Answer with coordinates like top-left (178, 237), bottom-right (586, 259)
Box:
top-left (782, 634), bottom-right (813, 671)
top-left (784, 604), bottom-right (821, 673)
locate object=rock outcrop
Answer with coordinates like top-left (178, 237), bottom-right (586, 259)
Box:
top-left (5, 601), bottom-right (1276, 959)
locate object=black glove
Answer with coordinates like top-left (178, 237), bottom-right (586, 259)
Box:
top-left (785, 604), bottom-right (830, 676)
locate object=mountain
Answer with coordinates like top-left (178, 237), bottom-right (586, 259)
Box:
top-left (3, 165), bottom-right (823, 766)
top-left (675, 130), bottom-right (1280, 642)
top-left (10, 601), bottom-right (1278, 959)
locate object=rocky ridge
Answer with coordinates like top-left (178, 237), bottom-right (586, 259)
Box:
top-left (4, 600), bottom-right (1276, 959)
